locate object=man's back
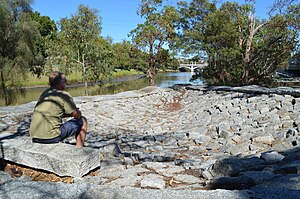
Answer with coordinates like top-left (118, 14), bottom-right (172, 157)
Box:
top-left (29, 87), bottom-right (77, 139)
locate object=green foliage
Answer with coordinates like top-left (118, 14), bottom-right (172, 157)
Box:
top-left (130, 0), bottom-right (180, 85)
top-left (112, 41), bottom-right (134, 71)
top-left (129, 46), bottom-right (149, 73)
top-left (0, 0), bottom-right (42, 105)
top-left (46, 4), bottom-right (112, 95)
top-left (178, 0), bottom-right (298, 86)
top-left (156, 49), bottom-right (179, 71)
top-left (200, 2), bottom-right (245, 85)
top-left (87, 37), bottom-right (114, 82)
top-left (30, 11), bottom-right (57, 37)
top-left (112, 41), bottom-right (161, 73)
top-left (30, 11), bottom-right (57, 75)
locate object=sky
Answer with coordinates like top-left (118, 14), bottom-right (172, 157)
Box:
top-left (31, 0), bottom-right (277, 43)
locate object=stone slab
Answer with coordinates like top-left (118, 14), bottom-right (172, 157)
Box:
top-left (0, 137), bottom-right (100, 177)
top-left (1, 177), bottom-right (300, 199)
top-left (0, 180), bottom-right (252, 199)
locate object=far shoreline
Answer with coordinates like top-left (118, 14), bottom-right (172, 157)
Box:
top-left (23, 74), bottom-right (147, 90)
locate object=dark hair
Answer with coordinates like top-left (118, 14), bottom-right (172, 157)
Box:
top-left (49, 71), bottom-right (65, 87)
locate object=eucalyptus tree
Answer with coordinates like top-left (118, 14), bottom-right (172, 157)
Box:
top-left (48, 4), bottom-right (109, 95)
top-left (178, 0), bottom-right (298, 86)
top-left (0, 0), bottom-right (42, 105)
top-left (130, 0), bottom-right (180, 85)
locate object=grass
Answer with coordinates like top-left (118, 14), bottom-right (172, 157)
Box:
top-left (111, 69), bottom-right (142, 78)
top-left (23, 69), bottom-right (143, 87)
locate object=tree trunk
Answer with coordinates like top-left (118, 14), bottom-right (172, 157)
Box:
top-left (242, 12), bottom-right (268, 84)
top-left (82, 54), bottom-right (88, 96)
top-left (148, 66), bottom-right (155, 86)
top-left (242, 12), bottom-right (255, 84)
top-left (148, 45), bottom-right (156, 86)
top-left (0, 72), bottom-right (8, 105)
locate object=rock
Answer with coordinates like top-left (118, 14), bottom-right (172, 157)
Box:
top-left (250, 174), bottom-right (300, 192)
top-left (241, 171), bottom-right (282, 184)
top-left (253, 135), bottom-right (275, 145)
top-left (99, 143), bottom-right (122, 159)
top-left (201, 170), bottom-right (214, 180)
top-left (0, 177), bottom-right (253, 199)
top-left (260, 151), bottom-right (285, 163)
top-left (220, 141), bottom-right (250, 155)
top-left (209, 175), bottom-right (255, 190)
top-left (121, 157), bottom-right (135, 166)
top-left (2, 85), bottom-right (300, 197)
top-left (209, 157), bottom-right (265, 177)
top-left (272, 139), bottom-right (294, 152)
top-left (156, 166), bottom-right (185, 177)
top-left (284, 128), bottom-right (298, 139)
top-left (0, 171), bottom-right (13, 185)
top-left (279, 149), bottom-right (300, 165)
top-left (142, 162), bottom-right (167, 170)
top-left (173, 174), bottom-right (203, 184)
top-left (107, 175), bottom-right (143, 187)
top-left (0, 138), bottom-right (100, 177)
top-left (231, 133), bottom-right (252, 144)
top-left (140, 174), bottom-right (166, 189)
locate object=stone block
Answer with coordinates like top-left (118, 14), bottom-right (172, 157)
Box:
top-left (241, 170), bottom-right (281, 184)
top-left (253, 135), bottom-right (275, 145)
top-left (209, 175), bottom-right (255, 190)
top-left (260, 151), bottom-right (285, 163)
top-left (0, 138), bottom-right (100, 177)
top-left (140, 174), bottom-right (166, 189)
top-left (209, 157), bottom-right (265, 177)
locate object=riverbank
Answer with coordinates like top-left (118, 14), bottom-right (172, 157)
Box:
top-left (24, 73), bottom-right (147, 90)
top-left (1, 85), bottom-right (300, 198)
top-left (0, 74), bottom-right (148, 107)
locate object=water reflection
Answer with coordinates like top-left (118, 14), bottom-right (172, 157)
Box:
top-left (68, 77), bottom-right (149, 97)
top-left (0, 72), bottom-right (203, 107)
top-left (155, 72), bottom-right (203, 88)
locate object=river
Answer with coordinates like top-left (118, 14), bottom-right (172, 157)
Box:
top-left (0, 72), bottom-right (204, 107)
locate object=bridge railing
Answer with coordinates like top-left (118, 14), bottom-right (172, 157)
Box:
top-left (179, 63), bottom-right (208, 68)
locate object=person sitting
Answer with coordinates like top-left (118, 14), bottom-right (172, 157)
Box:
top-left (29, 71), bottom-right (87, 147)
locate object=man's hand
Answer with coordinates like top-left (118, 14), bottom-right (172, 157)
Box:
top-left (71, 108), bottom-right (82, 119)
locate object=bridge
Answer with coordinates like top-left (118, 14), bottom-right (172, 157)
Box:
top-left (179, 62), bottom-right (208, 72)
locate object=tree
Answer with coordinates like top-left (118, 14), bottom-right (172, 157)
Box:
top-left (47, 4), bottom-right (110, 95)
top-left (130, 46), bottom-right (149, 73)
top-left (130, 0), bottom-right (179, 85)
top-left (30, 11), bottom-right (57, 76)
top-left (90, 37), bottom-right (114, 83)
top-left (112, 41), bottom-right (133, 71)
top-left (156, 49), bottom-right (179, 71)
top-left (178, 0), bottom-right (298, 86)
top-left (111, 41), bottom-right (149, 73)
top-left (0, 0), bottom-right (42, 105)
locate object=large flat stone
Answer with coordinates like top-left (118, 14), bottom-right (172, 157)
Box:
top-left (0, 136), bottom-right (100, 177)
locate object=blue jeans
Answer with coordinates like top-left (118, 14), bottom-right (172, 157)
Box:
top-left (32, 117), bottom-right (83, 144)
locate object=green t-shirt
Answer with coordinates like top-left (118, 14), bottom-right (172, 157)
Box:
top-left (29, 87), bottom-right (77, 139)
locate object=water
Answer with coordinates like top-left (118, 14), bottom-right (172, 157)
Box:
top-left (155, 72), bottom-right (204, 88)
top-left (0, 72), bottom-right (203, 107)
